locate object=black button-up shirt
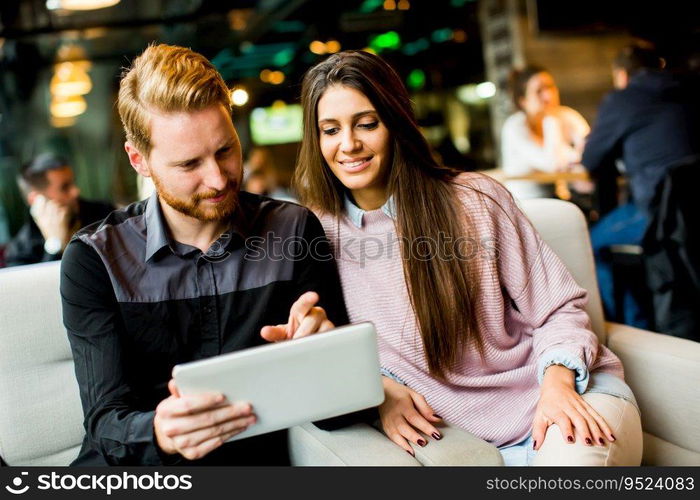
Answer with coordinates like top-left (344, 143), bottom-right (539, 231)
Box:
top-left (60, 191), bottom-right (348, 465)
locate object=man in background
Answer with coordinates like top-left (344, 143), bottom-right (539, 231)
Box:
top-left (4, 153), bottom-right (113, 266)
top-left (582, 44), bottom-right (700, 327)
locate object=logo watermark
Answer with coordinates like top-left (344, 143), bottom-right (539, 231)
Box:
top-left (4, 471), bottom-right (193, 496)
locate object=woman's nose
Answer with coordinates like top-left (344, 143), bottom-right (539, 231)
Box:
top-left (340, 130), bottom-right (361, 153)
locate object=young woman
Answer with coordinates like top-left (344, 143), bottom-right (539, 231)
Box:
top-left (293, 51), bottom-right (642, 466)
top-left (501, 66), bottom-right (591, 200)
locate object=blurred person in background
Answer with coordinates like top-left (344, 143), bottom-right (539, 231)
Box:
top-left (501, 66), bottom-right (591, 200)
top-left (4, 153), bottom-right (113, 266)
top-left (294, 50), bottom-right (642, 466)
top-left (242, 147), bottom-right (297, 202)
top-left (582, 44), bottom-right (700, 328)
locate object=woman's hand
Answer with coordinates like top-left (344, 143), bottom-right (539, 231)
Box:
top-left (532, 365), bottom-right (616, 450)
top-left (378, 377), bottom-right (443, 456)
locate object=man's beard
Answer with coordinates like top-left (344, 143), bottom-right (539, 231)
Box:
top-left (151, 174), bottom-right (239, 222)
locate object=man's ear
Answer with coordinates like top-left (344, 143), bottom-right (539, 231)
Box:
top-left (612, 68), bottom-right (628, 90)
top-left (125, 141), bottom-right (151, 178)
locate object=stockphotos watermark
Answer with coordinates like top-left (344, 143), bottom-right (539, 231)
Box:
top-left (3, 470), bottom-right (192, 496)
top-left (203, 231), bottom-right (499, 267)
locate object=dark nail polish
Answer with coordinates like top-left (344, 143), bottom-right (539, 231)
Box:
top-left (432, 432), bottom-right (442, 440)
top-left (598, 437), bottom-right (605, 445)
top-left (610, 434), bottom-right (616, 441)
top-left (567, 435), bottom-right (574, 443)
top-left (585, 437), bottom-right (592, 445)
top-left (433, 414), bottom-right (442, 419)
top-left (533, 440), bottom-right (537, 449)
top-left (417, 439), bottom-right (427, 447)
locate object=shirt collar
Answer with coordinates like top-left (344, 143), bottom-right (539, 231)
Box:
top-left (343, 193), bottom-right (396, 228)
top-left (144, 191), bottom-right (170, 262)
top-left (144, 191), bottom-right (250, 262)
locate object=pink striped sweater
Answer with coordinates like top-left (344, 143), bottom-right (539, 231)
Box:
top-left (315, 173), bottom-right (624, 447)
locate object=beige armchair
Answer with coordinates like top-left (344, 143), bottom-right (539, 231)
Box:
top-left (520, 198), bottom-right (700, 465)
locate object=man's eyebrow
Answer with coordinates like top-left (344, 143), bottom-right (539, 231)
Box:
top-left (318, 110), bottom-right (377, 123)
top-left (216, 139), bottom-right (237, 150)
top-left (168, 140), bottom-right (237, 166)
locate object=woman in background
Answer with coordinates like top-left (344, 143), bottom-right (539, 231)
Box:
top-left (501, 66), bottom-right (590, 200)
top-left (294, 50), bottom-right (641, 466)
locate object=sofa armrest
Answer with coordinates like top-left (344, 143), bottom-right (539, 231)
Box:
top-left (605, 322), bottom-right (700, 456)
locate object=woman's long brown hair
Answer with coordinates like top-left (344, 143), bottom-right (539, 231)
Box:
top-left (293, 51), bottom-right (483, 379)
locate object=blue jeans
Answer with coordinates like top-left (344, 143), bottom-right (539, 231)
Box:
top-left (590, 203), bottom-right (649, 328)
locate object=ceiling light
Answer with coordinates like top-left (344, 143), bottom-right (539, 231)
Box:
top-left (326, 40), bottom-right (341, 54)
top-left (231, 88), bottom-right (249, 107)
top-left (309, 41), bottom-right (327, 55)
top-left (50, 95), bottom-right (87, 118)
top-left (475, 81), bottom-right (496, 99)
top-left (268, 71), bottom-right (285, 85)
top-left (47, 0), bottom-right (120, 10)
top-left (50, 62), bottom-right (92, 96)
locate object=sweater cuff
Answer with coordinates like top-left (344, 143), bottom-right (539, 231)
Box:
top-left (380, 367), bottom-right (406, 385)
top-left (537, 348), bottom-right (589, 394)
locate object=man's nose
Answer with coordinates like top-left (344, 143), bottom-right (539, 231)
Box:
top-left (203, 159), bottom-right (229, 191)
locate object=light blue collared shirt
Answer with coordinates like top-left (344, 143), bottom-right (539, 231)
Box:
top-left (344, 194), bottom-right (396, 228)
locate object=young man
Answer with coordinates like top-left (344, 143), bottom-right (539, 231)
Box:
top-left (4, 154), bottom-right (113, 266)
top-left (60, 44), bottom-right (348, 465)
top-left (582, 44), bottom-right (700, 327)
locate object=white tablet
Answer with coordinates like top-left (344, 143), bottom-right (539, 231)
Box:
top-left (172, 322), bottom-right (384, 442)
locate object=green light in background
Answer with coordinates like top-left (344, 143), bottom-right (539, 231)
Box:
top-left (402, 37), bottom-right (430, 56)
top-left (450, 0), bottom-right (470, 7)
top-left (407, 69), bottom-right (426, 90)
top-left (359, 0), bottom-right (384, 13)
top-left (273, 20), bottom-right (306, 33)
top-left (369, 31), bottom-right (402, 52)
top-left (272, 48), bottom-right (295, 67)
top-left (431, 28), bottom-right (453, 43)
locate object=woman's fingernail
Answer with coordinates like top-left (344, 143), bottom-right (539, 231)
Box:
top-left (610, 434), bottom-right (616, 441)
top-left (567, 435), bottom-right (574, 443)
top-left (433, 414), bottom-right (442, 419)
top-left (417, 438), bottom-right (427, 447)
top-left (533, 440), bottom-right (537, 449)
top-left (585, 437), bottom-right (592, 445)
top-left (598, 437), bottom-right (605, 445)
top-left (432, 432), bottom-right (442, 440)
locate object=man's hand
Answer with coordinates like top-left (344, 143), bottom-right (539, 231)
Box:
top-left (260, 291), bottom-right (334, 342)
top-left (154, 380), bottom-right (256, 460)
top-left (378, 377), bottom-right (443, 456)
top-left (30, 194), bottom-right (73, 249)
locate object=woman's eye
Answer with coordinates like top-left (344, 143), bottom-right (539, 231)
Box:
top-left (321, 127), bottom-right (339, 136)
top-left (358, 121), bottom-right (378, 130)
